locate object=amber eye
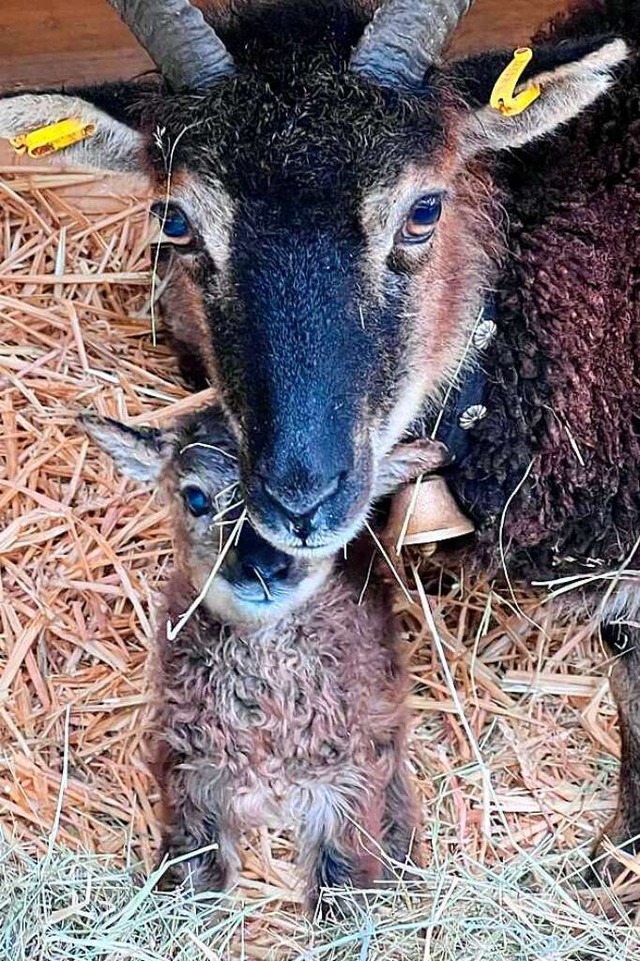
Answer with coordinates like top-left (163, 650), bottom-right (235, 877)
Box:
top-left (399, 194), bottom-right (443, 244)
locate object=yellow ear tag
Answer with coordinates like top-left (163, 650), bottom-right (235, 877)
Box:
top-left (490, 47), bottom-right (541, 117)
top-left (9, 118), bottom-right (96, 158)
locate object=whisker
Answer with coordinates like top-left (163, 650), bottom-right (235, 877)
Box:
top-left (213, 481), bottom-right (239, 505)
top-left (358, 549), bottom-right (376, 606)
top-left (213, 498), bottom-right (245, 522)
top-left (251, 566), bottom-right (272, 601)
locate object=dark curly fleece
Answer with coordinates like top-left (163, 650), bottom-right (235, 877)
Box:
top-left (445, 0), bottom-right (640, 583)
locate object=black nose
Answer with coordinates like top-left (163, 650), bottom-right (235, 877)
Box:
top-left (226, 523), bottom-right (292, 587)
top-left (261, 473), bottom-right (343, 540)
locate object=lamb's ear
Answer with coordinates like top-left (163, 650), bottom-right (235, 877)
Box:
top-left (79, 414), bottom-right (170, 482)
top-left (0, 88), bottom-right (145, 172)
top-left (375, 439), bottom-right (450, 497)
top-left (453, 36), bottom-right (628, 158)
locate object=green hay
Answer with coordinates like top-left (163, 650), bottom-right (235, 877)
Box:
top-left (2, 841), bottom-right (639, 961)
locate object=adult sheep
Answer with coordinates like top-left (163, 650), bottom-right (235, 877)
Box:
top-left (0, 0), bottom-right (630, 554)
top-left (2, 0), bottom-right (640, 872)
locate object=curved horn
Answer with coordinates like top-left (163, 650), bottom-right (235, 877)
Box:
top-left (108, 0), bottom-right (235, 91)
top-left (350, 0), bottom-right (473, 89)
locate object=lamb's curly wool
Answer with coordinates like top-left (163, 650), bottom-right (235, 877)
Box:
top-left (81, 409), bottom-right (447, 908)
top-left (150, 564), bottom-right (413, 904)
top-left (450, 0), bottom-right (640, 582)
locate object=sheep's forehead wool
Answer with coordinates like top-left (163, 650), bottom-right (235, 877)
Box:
top-left (144, 0), bottom-right (446, 201)
top-left (148, 80), bottom-right (445, 199)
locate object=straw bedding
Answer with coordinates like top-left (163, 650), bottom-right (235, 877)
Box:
top-left (1, 160), bottom-right (640, 958)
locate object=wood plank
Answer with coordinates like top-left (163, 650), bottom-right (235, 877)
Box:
top-left (454, 0), bottom-right (566, 54)
top-left (0, 0), bottom-right (567, 90)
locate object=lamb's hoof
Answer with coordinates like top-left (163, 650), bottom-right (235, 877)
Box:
top-left (152, 857), bottom-right (214, 894)
top-left (580, 856), bottom-right (618, 888)
top-left (314, 889), bottom-right (364, 923)
top-left (582, 826), bottom-right (640, 888)
top-left (153, 861), bottom-right (183, 893)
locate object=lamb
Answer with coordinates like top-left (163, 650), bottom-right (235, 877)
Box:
top-left (80, 406), bottom-right (447, 908)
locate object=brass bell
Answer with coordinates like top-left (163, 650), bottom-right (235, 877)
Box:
top-left (386, 475), bottom-right (475, 552)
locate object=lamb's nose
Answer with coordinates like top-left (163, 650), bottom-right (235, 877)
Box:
top-left (233, 523), bottom-right (292, 585)
top-left (241, 551), bottom-right (291, 584)
top-left (261, 473), bottom-right (343, 540)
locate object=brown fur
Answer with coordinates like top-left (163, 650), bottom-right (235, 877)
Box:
top-left (154, 248), bottom-right (213, 390)
top-left (150, 564), bottom-right (413, 908)
top-left (81, 410), bottom-right (448, 909)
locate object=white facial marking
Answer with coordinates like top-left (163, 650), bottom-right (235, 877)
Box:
top-left (170, 179), bottom-right (236, 271)
top-left (198, 558), bottom-right (334, 626)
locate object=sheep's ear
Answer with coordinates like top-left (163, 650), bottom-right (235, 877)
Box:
top-left (375, 439), bottom-right (450, 497)
top-left (0, 90), bottom-right (144, 172)
top-left (453, 36), bottom-right (628, 158)
top-left (79, 414), bottom-right (170, 482)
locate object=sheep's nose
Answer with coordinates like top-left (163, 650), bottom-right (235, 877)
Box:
top-left (261, 473), bottom-right (343, 541)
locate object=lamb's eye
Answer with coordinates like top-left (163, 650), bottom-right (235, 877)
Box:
top-left (399, 194), bottom-right (443, 244)
top-left (182, 485), bottom-right (212, 517)
top-left (150, 201), bottom-right (192, 243)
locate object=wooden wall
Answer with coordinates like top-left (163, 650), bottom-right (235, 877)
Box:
top-left (0, 0), bottom-right (566, 90)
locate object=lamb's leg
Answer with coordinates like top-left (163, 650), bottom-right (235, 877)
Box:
top-left (382, 762), bottom-right (418, 872)
top-left (589, 620), bottom-right (640, 882)
top-left (156, 802), bottom-right (240, 893)
top-left (152, 757), bottom-right (240, 892)
top-left (299, 793), bottom-right (385, 915)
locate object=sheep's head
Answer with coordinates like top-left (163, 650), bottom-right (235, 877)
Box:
top-left (80, 406), bottom-right (448, 624)
top-left (4, 0), bottom-right (628, 555)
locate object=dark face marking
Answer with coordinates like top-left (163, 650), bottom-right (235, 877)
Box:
top-left (217, 204), bottom-right (412, 550)
top-left (142, 5), bottom-right (460, 553)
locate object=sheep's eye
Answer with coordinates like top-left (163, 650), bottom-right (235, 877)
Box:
top-left (399, 194), bottom-right (443, 244)
top-left (182, 485), bottom-right (212, 517)
top-left (150, 201), bottom-right (192, 243)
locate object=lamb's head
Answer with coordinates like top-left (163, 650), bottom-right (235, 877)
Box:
top-left (9, 0), bottom-right (628, 555)
top-left (80, 406), bottom-right (448, 624)
top-left (80, 406), bottom-right (329, 623)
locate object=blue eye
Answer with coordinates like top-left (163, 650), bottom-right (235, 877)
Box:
top-left (400, 194), bottom-right (443, 243)
top-left (151, 201), bottom-right (192, 241)
top-left (182, 485), bottom-right (212, 517)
